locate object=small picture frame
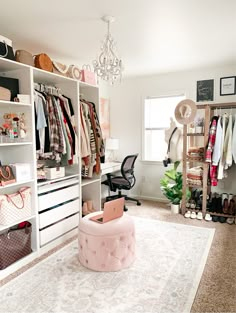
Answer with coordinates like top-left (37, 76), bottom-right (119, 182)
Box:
top-left (220, 76), bottom-right (236, 96)
top-left (196, 79), bottom-right (214, 102)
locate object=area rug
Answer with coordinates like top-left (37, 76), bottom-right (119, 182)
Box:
top-left (0, 217), bottom-right (215, 313)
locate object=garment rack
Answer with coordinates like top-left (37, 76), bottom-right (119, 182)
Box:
top-left (182, 101), bottom-right (236, 218)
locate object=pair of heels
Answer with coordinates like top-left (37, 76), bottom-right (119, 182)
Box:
top-left (82, 200), bottom-right (96, 216)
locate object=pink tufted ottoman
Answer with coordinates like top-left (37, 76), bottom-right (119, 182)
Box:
top-left (78, 212), bottom-right (135, 271)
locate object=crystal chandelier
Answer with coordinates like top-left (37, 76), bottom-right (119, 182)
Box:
top-left (93, 16), bottom-right (123, 85)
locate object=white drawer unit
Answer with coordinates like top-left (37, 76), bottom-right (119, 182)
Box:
top-left (39, 198), bottom-right (79, 229)
top-left (38, 183), bottom-right (79, 212)
top-left (40, 213), bottom-right (79, 246)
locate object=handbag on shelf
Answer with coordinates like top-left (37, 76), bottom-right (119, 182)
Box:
top-left (52, 61), bottom-right (70, 77)
top-left (0, 222), bottom-right (32, 269)
top-left (0, 35), bottom-right (15, 61)
top-left (0, 76), bottom-right (19, 101)
top-left (81, 64), bottom-right (96, 85)
top-left (0, 164), bottom-right (16, 186)
top-left (52, 61), bottom-right (81, 80)
top-left (0, 187), bottom-right (32, 225)
top-left (0, 86), bottom-right (11, 101)
top-left (34, 53), bottom-right (53, 72)
top-left (15, 50), bottom-right (34, 66)
top-left (67, 65), bottom-right (81, 80)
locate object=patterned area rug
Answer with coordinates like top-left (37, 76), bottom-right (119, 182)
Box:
top-left (0, 217), bottom-right (215, 313)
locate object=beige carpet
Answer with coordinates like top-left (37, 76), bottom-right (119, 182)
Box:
top-left (127, 200), bottom-right (236, 313)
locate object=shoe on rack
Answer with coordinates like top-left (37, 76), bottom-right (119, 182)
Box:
top-left (228, 199), bottom-right (235, 215)
top-left (184, 210), bottom-right (191, 218)
top-left (87, 200), bottom-right (96, 213)
top-left (226, 217), bottom-right (234, 225)
top-left (219, 216), bottom-right (227, 223)
top-left (212, 215), bottom-right (219, 222)
top-left (205, 213), bottom-right (212, 222)
top-left (196, 212), bottom-right (203, 220)
top-left (222, 198), bottom-right (229, 214)
top-left (82, 202), bottom-right (88, 216)
top-left (190, 200), bottom-right (196, 209)
top-left (190, 211), bottom-right (197, 219)
top-left (216, 196), bottom-right (223, 213)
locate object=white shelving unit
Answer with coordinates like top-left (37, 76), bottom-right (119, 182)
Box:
top-left (0, 57), bottom-right (102, 280)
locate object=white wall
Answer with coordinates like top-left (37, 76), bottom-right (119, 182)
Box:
top-left (109, 64), bottom-right (236, 201)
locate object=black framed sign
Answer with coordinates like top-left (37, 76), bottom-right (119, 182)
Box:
top-left (220, 76), bottom-right (236, 96)
top-left (196, 79), bottom-right (214, 102)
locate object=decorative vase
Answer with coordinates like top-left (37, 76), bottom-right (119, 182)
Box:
top-left (171, 203), bottom-right (179, 214)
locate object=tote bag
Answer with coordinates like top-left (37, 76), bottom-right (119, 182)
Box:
top-left (0, 187), bottom-right (31, 225)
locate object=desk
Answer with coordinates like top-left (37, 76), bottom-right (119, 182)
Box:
top-left (101, 162), bottom-right (121, 175)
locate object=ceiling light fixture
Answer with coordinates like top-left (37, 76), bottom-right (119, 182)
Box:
top-left (93, 15), bottom-right (123, 85)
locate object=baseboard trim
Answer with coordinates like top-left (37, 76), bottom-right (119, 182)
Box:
top-left (129, 194), bottom-right (169, 203)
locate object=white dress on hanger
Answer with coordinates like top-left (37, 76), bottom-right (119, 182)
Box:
top-left (224, 113), bottom-right (233, 169)
top-left (212, 116), bottom-right (222, 165)
top-left (217, 113), bottom-right (228, 179)
top-left (232, 114), bottom-right (236, 163)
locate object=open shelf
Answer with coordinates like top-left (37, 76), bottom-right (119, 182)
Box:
top-left (0, 100), bottom-right (31, 107)
top-left (0, 141), bottom-right (32, 147)
top-left (82, 177), bottom-right (101, 187)
top-left (0, 179), bottom-right (34, 190)
top-left (0, 214), bottom-right (36, 232)
top-left (187, 133), bottom-right (204, 136)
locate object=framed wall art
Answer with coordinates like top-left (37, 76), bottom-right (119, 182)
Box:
top-left (220, 76), bottom-right (236, 96)
top-left (196, 79), bottom-right (214, 102)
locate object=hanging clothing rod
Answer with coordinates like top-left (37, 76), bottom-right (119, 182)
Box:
top-left (196, 102), bottom-right (236, 110)
top-left (34, 83), bottom-right (61, 95)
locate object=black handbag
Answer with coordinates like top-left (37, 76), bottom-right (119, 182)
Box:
top-left (0, 35), bottom-right (15, 61)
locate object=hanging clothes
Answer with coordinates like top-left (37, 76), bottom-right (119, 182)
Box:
top-left (224, 113), bottom-right (233, 169)
top-left (80, 99), bottom-right (105, 178)
top-left (34, 87), bottom-right (77, 164)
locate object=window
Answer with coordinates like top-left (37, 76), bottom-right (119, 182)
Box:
top-left (143, 95), bottom-right (185, 161)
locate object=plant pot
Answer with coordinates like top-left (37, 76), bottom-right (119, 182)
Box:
top-left (171, 203), bottom-right (179, 214)
top-left (195, 126), bottom-right (203, 133)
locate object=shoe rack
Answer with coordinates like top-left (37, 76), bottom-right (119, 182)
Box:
top-left (182, 102), bottom-right (236, 221)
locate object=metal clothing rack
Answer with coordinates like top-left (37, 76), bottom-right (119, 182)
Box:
top-left (34, 83), bottom-right (61, 96)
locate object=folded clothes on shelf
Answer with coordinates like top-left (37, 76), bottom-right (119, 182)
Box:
top-left (187, 166), bottom-right (203, 185)
top-left (188, 146), bottom-right (204, 159)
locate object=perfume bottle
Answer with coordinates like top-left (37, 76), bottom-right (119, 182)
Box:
top-left (12, 121), bottom-right (18, 138)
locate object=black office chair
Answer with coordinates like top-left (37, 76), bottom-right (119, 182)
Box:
top-left (103, 154), bottom-right (141, 210)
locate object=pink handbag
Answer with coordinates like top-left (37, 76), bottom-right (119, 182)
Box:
top-left (0, 187), bottom-right (32, 225)
top-left (81, 65), bottom-right (96, 85)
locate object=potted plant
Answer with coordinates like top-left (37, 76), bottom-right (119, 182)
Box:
top-left (160, 161), bottom-right (190, 214)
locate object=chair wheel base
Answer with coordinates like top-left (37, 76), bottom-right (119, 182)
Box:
top-left (124, 206), bottom-right (128, 212)
top-left (137, 202), bottom-right (141, 206)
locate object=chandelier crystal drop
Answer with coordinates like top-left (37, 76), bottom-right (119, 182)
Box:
top-left (93, 16), bottom-right (123, 85)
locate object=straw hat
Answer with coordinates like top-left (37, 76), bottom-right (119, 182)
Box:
top-left (174, 99), bottom-right (197, 125)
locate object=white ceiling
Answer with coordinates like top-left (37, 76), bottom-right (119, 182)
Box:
top-left (1, 0), bottom-right (236, 77)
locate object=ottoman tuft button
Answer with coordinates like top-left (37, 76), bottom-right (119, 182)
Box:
top-left (101, 241), bottom-right (105, 246)
top-left (93, 250), bottom-right (96, 255)
top-left (86, 259), bottom-right (88, 263)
